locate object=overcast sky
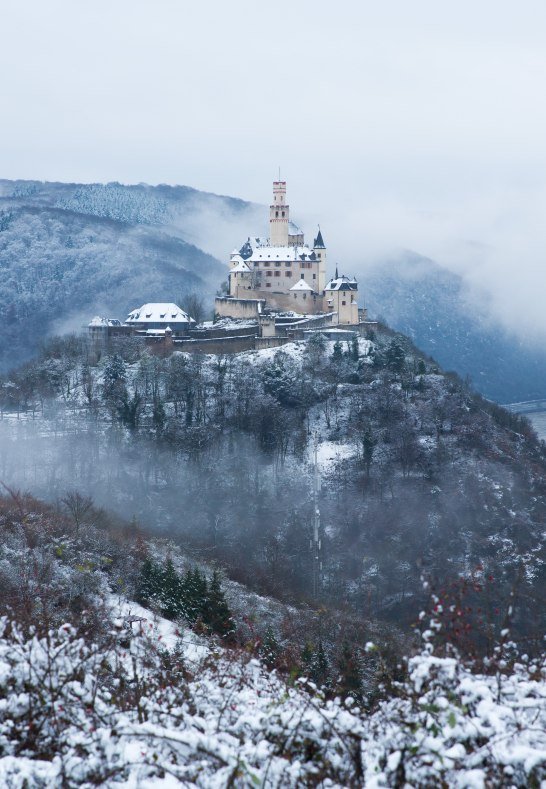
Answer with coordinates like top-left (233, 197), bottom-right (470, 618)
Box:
top-left (2, 1), bottom-right (546, 337)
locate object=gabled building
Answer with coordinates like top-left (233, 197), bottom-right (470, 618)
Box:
top-left (125, 303), bottom-right (195, 335)
top-left (324, 273), bottom-right (359, 325)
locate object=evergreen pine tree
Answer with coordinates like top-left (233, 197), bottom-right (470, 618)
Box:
top-left (161, 559), bottom-right (184, 620)
top-left (385, 340), bottom-right (406, 373)
top-left (203, 570), bottom-right (234, 638)
top-left (182, 567), bottom-right (209, 624)
top-left (135, 558), bottom-right (163, 607)
top-left (310, 641), bottom-right (330, 689)
top-left (152, 397), bottom-right (166, 430)
top-left (332, 341), bottom-right (343, 362)
top-left (261, 626), bottom-right (280, 668)
top-left (300, 641), bottom-right (314, 677)
top-left (351, 335), bottom-right (359, 362)
top-left (337, 642), bottom-right (363, 701)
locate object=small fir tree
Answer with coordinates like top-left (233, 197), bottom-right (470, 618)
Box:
top-left (136, 558), bottom-right (163, 607)
top-left (332, 341), bottom-right (343, 362)
top-left (204, 570), bottom-right (234, 638)
top-left (161, 559), bottom-right (185, 620)
top-left (351, 335), bottom-right (359, 362)
top-left (310, 641), bottom-right (330, 689)
top-left (337, 642), bottom-right (363, 701)
top-left (260, 626), bottom-right (280, 668)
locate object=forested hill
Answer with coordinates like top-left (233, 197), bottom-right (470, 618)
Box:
top-left (363, 252), bottom-right (546, 403)
top-left (0, 179), bottom-right (259, 372)
top-left (1, 325), bottom-right (544, 646)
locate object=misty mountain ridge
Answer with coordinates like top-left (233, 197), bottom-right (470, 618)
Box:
top-left (0, 179), bottom-right (261, 372)
top-left (363, 251), bottom-right (546, 403)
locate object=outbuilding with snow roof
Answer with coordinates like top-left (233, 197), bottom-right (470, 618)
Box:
top-left (125, 303), bottom-right (195, 334)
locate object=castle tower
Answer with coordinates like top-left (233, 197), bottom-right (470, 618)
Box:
top-left (269, 180), bottom-right (289, 246)
top-left (313, 227), bottom-right (327, 293)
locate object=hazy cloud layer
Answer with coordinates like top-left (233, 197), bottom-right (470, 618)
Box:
top-left (1, 1), bottom-right (546, 337)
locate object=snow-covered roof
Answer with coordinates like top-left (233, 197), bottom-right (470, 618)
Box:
top-left (324, 274), bottom-right (358, 292)
top-left (288, 221), bottom-right (303, 236)
top-left (125, 303), bottom-right (194, 324)
top-left (244, 244), bottom-right (315, 262)
top-left (88, 316), bottom-right (121, 327)
top-left (290, 279), bottom-right (314, 292)
top-left (229, 261), bottom-right (251, 274)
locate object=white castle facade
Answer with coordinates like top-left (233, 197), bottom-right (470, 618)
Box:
top-left (215, 181), bottom-right (361, 325)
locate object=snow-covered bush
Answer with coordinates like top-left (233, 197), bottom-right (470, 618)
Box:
top-left (0, 609), bottom-right (544, 787)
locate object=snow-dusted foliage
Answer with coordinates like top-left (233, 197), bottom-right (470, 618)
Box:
top-left (0, 613), bottom-right (544, 787)
top-left (55, 183), bottom-right (171, 225)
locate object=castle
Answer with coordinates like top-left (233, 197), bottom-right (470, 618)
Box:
top-left (215, 180), bottom-right (361, 325)
top-left (88, 178), bottom-right (371, 359)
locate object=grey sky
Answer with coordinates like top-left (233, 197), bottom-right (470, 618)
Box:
top-left (2, 1), bottom-right (546, 336)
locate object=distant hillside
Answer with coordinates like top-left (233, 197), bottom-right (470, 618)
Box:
top-left (0, 180), bottom-right (258, 372)
top-left (363, 253), bottom-right (546, 403)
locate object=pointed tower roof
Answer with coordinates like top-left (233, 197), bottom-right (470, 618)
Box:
top-left (313, 227), bottom-right (326, 249)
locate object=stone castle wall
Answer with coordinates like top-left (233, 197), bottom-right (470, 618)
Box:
top-left (215, 297), bottom-right (265, 319)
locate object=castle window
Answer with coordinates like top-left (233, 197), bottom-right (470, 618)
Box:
top-left (313, 273), bottom-right (316, 279)
top-left (266, 271), bottom-right (272, 277)
top-left (275, 211), bottom-right (279, 217)
top-left (301, 274), bottom-right (304, 279)
top-left (274, 271), bottom-right (280, 276)
top-left (285, 261), bottom-right (291, 267)
top-left (264, 261), bottom-right (270, 267)
top-left (342, 300), bottom-right (346, 306)
top-left (266, 283), bottom-right (271, 287)
top-left (282, 211), bottom-right (285, 217)
top-left (275, 261), bottom-right (281, 267)
top-left (254, 262), bottom-right (259, 267)
top-left (286, 271), bottom-right (292, 277)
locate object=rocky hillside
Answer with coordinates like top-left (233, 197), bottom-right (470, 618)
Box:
top-left (1, 326), bottom-right (544, 649)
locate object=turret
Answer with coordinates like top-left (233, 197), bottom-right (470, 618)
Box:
top-left (313, 227), bottom-right (327, 293)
